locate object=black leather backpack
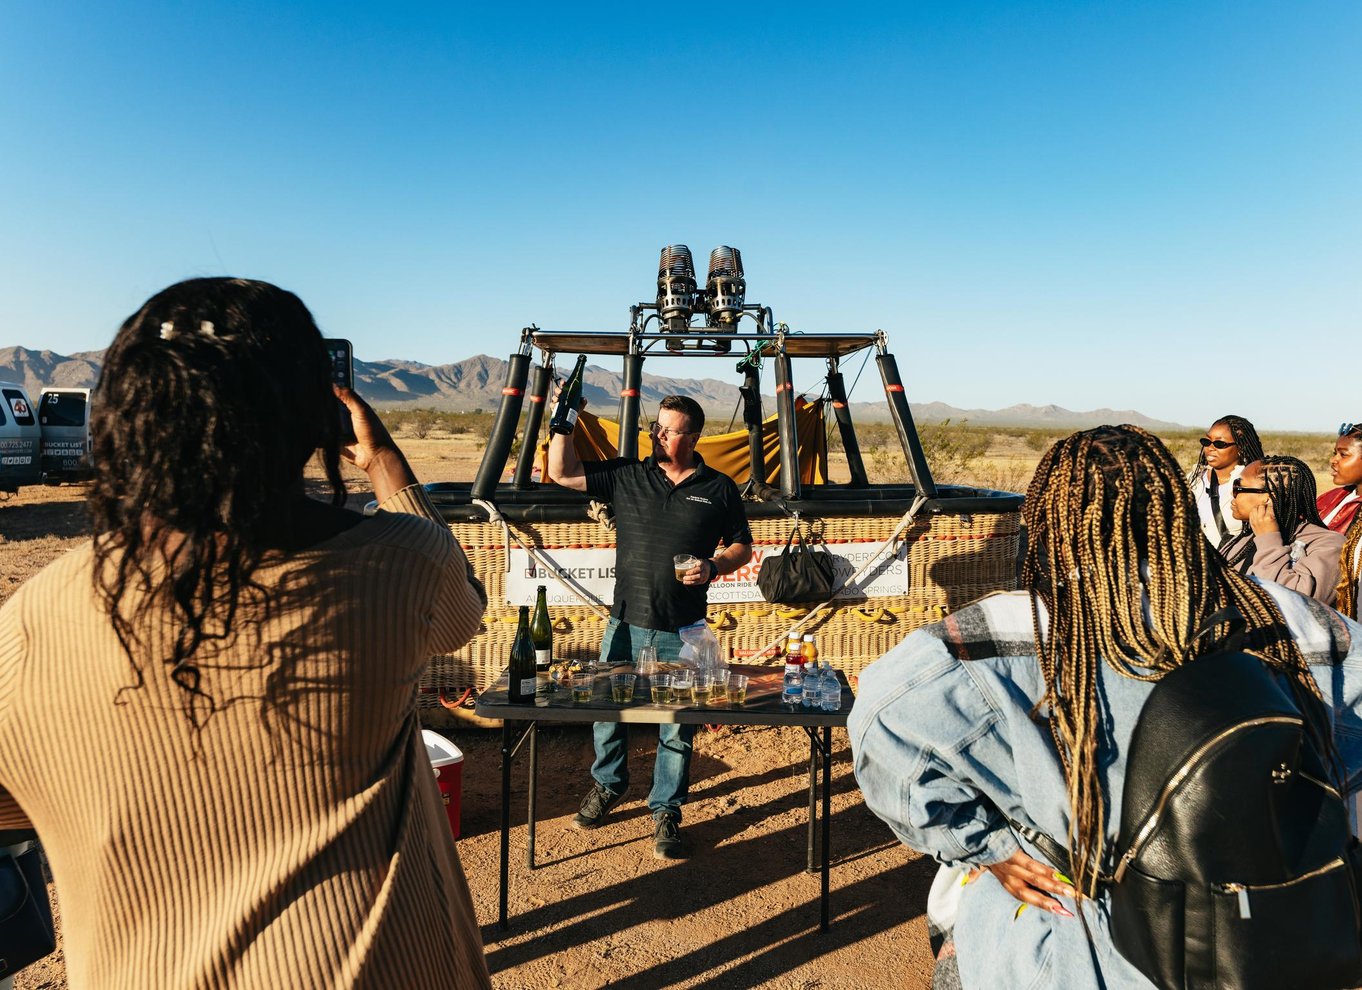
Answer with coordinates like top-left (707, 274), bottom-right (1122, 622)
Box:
top-left (1109, 650), bottom-right (1362, 990)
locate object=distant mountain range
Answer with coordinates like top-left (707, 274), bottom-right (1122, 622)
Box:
top-left (0, 345), bottom-right (1187, 431)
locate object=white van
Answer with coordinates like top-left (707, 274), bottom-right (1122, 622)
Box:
top-left (38, 387), bottom-right (94, 482)
top-left (0, 382), bottom-right (42, 493)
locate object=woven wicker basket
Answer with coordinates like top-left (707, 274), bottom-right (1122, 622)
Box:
top-left (418, 507), bottom-right (1020, 719)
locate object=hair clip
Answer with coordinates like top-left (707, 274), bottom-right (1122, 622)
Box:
top-left (159, 321), bottom-right (177, 340)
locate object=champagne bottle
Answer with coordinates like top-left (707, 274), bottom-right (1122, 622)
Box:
top-left (548, 354), bottom-right (588, 435)
top-left (508, 605), bottom-right (537, 704)
top-left (531, 585), bottom-right (552, 707)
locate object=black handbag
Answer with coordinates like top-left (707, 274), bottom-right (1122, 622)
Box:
top-left (0, 844), bottom-right (56, 980)
top-left (757, 524), bottom-right (839, 605)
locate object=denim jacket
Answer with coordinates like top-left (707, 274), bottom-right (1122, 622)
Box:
top-left (849, 584), bottom-right (1362, 990)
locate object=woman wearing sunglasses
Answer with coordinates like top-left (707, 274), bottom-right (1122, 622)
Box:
top-left (1317, 423), bottom-right (1362, 535)
top-left (1219, 455), bottom-right (1344, 605)
top-left (1188, 415), bottom-right (1264, 548)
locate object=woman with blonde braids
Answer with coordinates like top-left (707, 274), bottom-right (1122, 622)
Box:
top-left (850, 425), bottom-right (1362, 990)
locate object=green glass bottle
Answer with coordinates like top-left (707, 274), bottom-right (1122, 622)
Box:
top-left (508, 605), bottom-right (537, 704)
top-left (531, 585), bottom-right (553, 707)
top-left (548, 354), bottom-right (588, 435)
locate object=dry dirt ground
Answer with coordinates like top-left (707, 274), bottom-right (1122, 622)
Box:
top-left (0, 432), bottom-right (940, 990)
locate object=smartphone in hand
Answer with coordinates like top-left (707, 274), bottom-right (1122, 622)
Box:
top-left (322, 338), bottom-right (356, 442)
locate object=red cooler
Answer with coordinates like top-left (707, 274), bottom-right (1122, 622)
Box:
top-left (422, 729), bottom-right (464, 839)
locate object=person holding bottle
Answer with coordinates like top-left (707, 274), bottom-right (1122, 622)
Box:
top-left (548, 389), bottom-right (752, 859)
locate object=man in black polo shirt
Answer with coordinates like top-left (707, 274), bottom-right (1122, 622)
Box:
top-left (548, 393), bottom-right (752, 858)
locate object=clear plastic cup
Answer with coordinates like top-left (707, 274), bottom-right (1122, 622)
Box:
top-left (729, 673), bottom-right (749, 705)
top-left (571, 668), bottom-right (596, 703)
top-left (710, 668), bottom-right (730, 704)
top-left (610, 672), bottom-right (637, 704)
top-left (673, 554), bottom-right (699, 581)
top-left (692, 670), bottom-right (714, 706)
top-left (651, 673), bottom-right (674, 705)
top-left (671, 667), bottom-right (694, 704)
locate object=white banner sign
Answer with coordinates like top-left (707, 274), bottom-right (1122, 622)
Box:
top-left (505, 541), bottom-right (907, 607)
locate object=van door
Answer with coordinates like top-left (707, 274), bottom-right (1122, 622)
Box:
top-left (0, 385), bottom-right (42, 493)
top-left (38, 389), bottom-right (93, 481)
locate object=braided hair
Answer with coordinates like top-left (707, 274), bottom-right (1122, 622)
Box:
top-left (1190, 414), bottom-right (1265, 485)
top-left (89, 278), bottom-right (346, 725)
top-left (1221, 456), bottom-right (1325, 573)
top-left (1337, 513), bottom-right (1362, 619)
top-left (1022, 425), bottom-right (1311, 897)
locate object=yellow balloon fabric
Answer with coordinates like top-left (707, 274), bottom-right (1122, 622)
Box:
top-left (540, 397), bottom-right (827, 484)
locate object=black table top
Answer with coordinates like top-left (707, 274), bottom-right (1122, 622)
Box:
top-left (474, 663), bottom-right (850, 728)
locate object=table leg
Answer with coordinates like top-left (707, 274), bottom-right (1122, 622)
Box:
top-left (806, 729), bottom-right (818, 874)
top-left (821, 724), bottom-right (832, 933)
top-left (527, 723), bottom-right (539, 869)
top-left (498, 718), bottom-right (512, 931)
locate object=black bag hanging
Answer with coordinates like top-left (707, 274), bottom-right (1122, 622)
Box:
top-left (1109, 651), bottom-right (1362, 990)
top-left (757, 522), bottom-right (839, 605)
top-left (0, 844), bottom-right (57, 980)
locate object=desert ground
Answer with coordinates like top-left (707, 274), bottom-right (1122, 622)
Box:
top-left (0, 421), bottom-right (1338, 989)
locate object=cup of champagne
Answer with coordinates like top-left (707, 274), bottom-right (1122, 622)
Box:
top-left (692, 670), bottom-right (714, 706)
top-left (610, 672), bottom-right (637, 704)
top-left (729, 673), bottom-right (749, 705)
top-left (651, 673), bottom-right (673, 705)
top-left (673, 554), bottom-right (700, 582)
top-left (572, 667), bottom-right (595, 703)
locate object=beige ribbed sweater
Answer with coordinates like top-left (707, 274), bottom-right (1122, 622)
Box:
top-left (0, 487), bottom-right (492, 989)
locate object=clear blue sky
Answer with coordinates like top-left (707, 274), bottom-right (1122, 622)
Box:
top-left (2, 1), bottom-right (1358, 430)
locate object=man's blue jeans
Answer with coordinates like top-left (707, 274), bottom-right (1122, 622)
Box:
top-left (591, 617), bottom-right (696, 821)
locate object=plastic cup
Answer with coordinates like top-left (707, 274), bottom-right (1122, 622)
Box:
top-left (572, 668), bottom-right (596, 703)
top-left (672, 667), bottom-right (694, 704)
top-left (710, 668), bottom-right (730, 704)
top-left (729, 673), bottom-right (749, 705)
top-left (692, 670), bottom-right (714, 706)
top-left (610, 672), bottom-right (636, 704)
top-left (651, 673), bottom-right (674, 705)
top-left (673, 554), bottom-right (699, 581)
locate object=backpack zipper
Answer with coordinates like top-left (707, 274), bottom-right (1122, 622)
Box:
top-left (1214, 857), bottom-right (1347, 919)
top-left (1114, 715), bottom-right (1303, 883)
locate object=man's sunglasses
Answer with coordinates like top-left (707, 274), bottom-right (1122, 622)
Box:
top-left (1232, 479), bottom-right (1269, 497)
top-left (1200, 437), bottom-right (1237, 449)
top-left (649, 421), bottom-right (699, 440)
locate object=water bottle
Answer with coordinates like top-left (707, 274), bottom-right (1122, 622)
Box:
top-left (781, 631), bottom-right (803, 706)
top-left (820, 665), bottom-right (842, 712)
top-left (800, 635), bottom-right (819, 708)
top-left (802, 661), bottom-right (820, 708)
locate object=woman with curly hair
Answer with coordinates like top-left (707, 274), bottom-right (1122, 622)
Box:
top-left (0, 279), bottom-right (490, 989)
top-left (1218, 455), bottom-right (1344, 605)
top-left (1188, 414), bottom-right (1264, 548)
top-left (850, 425), bottom-right (1362, 989)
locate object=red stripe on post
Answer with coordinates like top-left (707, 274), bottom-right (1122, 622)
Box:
top-left (885, 384), bottom-right (905, 393)
top-left (502, 387), bottom-right (523, 396)
top-left (832, 401), bottom-right (847, 408)
top-left (528, 394), bottom-right (544, 403)
top-left (620, 388), bottom-right (639, 397)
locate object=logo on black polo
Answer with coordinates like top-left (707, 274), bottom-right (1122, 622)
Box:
top-left (685, 495), bottom-right (713, 505)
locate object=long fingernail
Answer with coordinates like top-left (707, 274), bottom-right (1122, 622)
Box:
top-left (1052, 905), bottom-right (1073, 918)
top-left (1053, 871), bottom-right (1074, 886)
top-left (1013, 904), bottom-right (1027, 921)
